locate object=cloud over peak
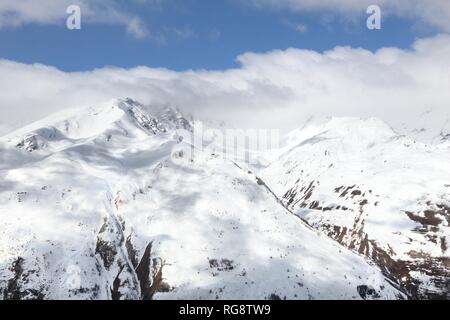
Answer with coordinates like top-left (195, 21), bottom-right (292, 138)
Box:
top-left (1, 34), bottom-right (450, 136)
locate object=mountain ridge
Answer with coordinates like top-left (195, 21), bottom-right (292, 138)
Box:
top-left (262, 115), bottom-right (450, 299)
top-left (0, 98), bottom-right (448, 300)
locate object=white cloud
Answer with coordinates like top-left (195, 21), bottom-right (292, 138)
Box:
top-left (282, 19), bottom-right (307, 33)
top-left (0, 0), bottom-right (148, 38)
top-left (243, 0), bottom-right (450, 32)
top-left (0, 34), bottom-right (450, 136)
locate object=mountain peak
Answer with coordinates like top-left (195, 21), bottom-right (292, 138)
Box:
top-left (2, 98), bottom-right (192, 153)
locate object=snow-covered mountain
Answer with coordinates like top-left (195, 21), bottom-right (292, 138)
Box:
top-left (397, 108), bottom-right (450, 145)
top-left (0, 99), bottom-right (406, 300)
top-left (262, 117), bottom-right (450, 299)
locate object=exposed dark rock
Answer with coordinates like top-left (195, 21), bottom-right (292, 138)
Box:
top-left (125, 234), bottom-right (139, 269)
top-left (3, 257), bottom-right (25, 300)
top-left (268, 293), bottom-right (281, 300)
top-left (95, 239), bottom-right (117, 270)
top-left (351, 190), bottom-right (362, 197)
top-left (357, 285), bottom-right (381, 300)
top-left (2, 257), bottom-right (45, 300)
top-left (209, 258), bottom-right (235, 271)
top-left (405, 210), bottom-right (443, 227)
top-left (136, 242), bottom-right (153, 297)
top-left (110, 266), bottom-right (125, 300)
top-left (142, 258), bottom-right (165, 300)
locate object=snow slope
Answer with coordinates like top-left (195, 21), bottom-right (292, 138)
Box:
top-left (262, 117), bottom-right (450, 299)
top-left (397, 108), bottom-right (450, 145)
top-left (0, 99), bottom-right (405, 300)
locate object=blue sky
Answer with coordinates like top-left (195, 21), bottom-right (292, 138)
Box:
top-left (0, 0), bottom-right (441, 71)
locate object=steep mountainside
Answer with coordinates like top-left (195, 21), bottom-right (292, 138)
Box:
top-left (0, 99), bottom-right (404, 300)
top-left (262, 117), bottom-right (450, 299)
